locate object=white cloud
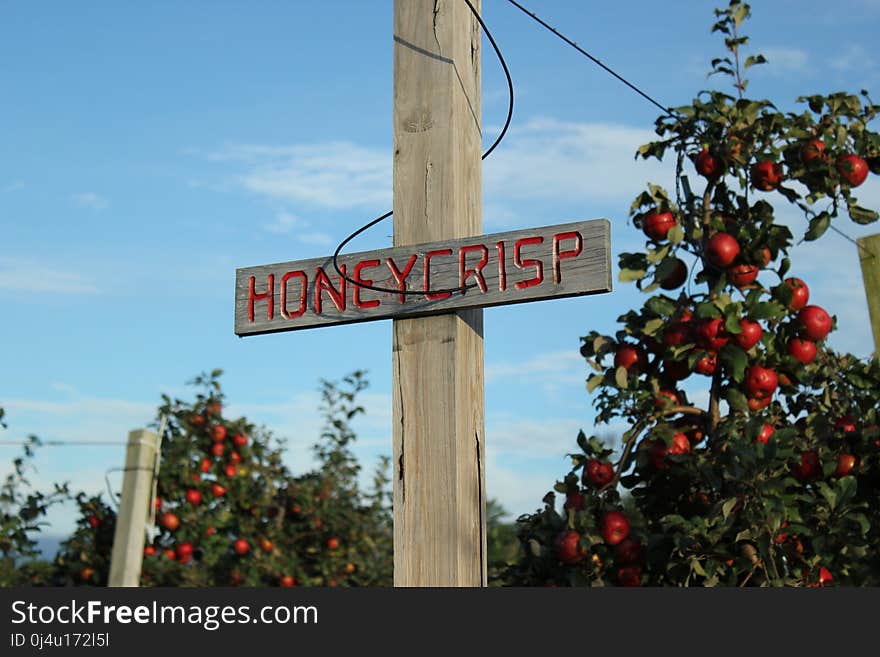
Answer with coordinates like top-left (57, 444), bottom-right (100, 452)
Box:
top-left (263, 209), bottom-right (301, 234)
top-left (487, 350), bottom-right (584, 385)
top-left (761, 47), bottom-right (809, 72)
top-left (830, 44), bottom-right (876, 71)
top-left (211, 142), bottom-right (391, 209)
top-left (0, 258), bottom-right (101, 295)
top-left (483, 118), bottom-right (673, 204)
top-left (71, 192), bottom-right (108, 210)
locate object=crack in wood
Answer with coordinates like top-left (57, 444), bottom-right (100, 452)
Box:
top-left (476, 429), bottom-right (485, 586)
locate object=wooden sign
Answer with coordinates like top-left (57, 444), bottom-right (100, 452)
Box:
top-left (234, 218), bottom-right (611, 336)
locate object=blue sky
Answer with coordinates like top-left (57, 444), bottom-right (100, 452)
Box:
top-left (2, 0), bottom-right (879, 538)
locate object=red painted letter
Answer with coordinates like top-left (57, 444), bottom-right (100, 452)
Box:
top-left (496, 241), bottom-right (507, 292)
top-left (353, 259), bottom-right (380, 309)
top-left (248, 274), bottom-right (274, 322)
top-left (424, 249), bottom-right (453, 300)
top-left (314, 265), bottom-right (346, 314)
top-left (280, 271), bottom-right (307, 319)
top-left (386, 254), bottom-right (418, 303)
top-left (552, 231), bottom-right (583, 284)
top-left (459, 244), bottom-right (488, 293)
top-left (514, 236), bottom-right (544, 290)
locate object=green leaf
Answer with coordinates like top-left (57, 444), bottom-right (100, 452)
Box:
top-left (836, 475), bottom-right (857, 508)
top-left (720, 345), bottom-right (748, 383)
top-left (643, 318), bottom-right (666, 336)
top-left (614, 366), bottom-right (629, 389)
top-left (726, 388), bottom-right (748, 412)
top-left (587, 374), bottom-right (604, 394)
top-left (750, 301), bottom-right (781, 320)
top-left (667, 224), bottom-right (685, 245)
top-left (804, 212), bottom-right (831, 241)
top-left (848, 204), bottom-right (879, 224)
top-left (722, 498), bottom-right (738, 520)
top-left (816, 482), bottom-right (837, 510)
top-left (744, 54), bottom-right (766, 68)
top-left (618, 267), bottom-right (646, 283)
top-left (646, 296), bottom-right (677, 317)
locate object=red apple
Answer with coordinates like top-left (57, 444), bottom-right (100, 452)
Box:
top-left (756, 423), bottom-right (775, 444)
top-left (836, 154), bottom-right (869, 187)
top-left (175, 542), bottom-right (194, 563)
top-left (644, 438), bottom-right (668, 471)
top-left (818, 566), bottom-right (833, 586)
top-left (233, 433), bottom-right (249, 448)
top-left (642, 210), bottom-right (677, 241)
top-left (798, 305), bottom-right (832, 341)
top-left (87, 516), bottom-right (101, 529)
top-left (668, 432), bottom-right (691, 455)
top-left (834, 416), bottom-right (857, 434)
top-left (212, 425), bottom-right (227, 442)
top-left (260, 538), bottom-right (274, 553)
top-left (614, 538), bottom-right (643, 565)
top-left (211, 482), bottom-right (227, 497)
top-left (663, 322), bottom-right (693, 347)
top-left (327, 537), bottom-right (340, 551)
top-left (694, 352), bottom-right (717, 376)
top-left (783, 278), bottom-right (810, 311)
top-left (564, 491), bottom-right (585, 511)
top-left (748, 396), bottom-right (772, 411)
top-left (706, 233), bottom-right (741, 268)
top-left (695, 148), bottom-right (723, 179)
top-left (80, 567), bottom-right (95, 582)
top-left (185, 488), bottom-right (202, 506)
top-left (280, 576), bottom-right (295, 588)
top-left (199, 457), bottom-right (212, 473)
top-left (160, 512), bottom-right (180, 532)
top-left (600, 511), bottom-right (630, 546)
top-left (788, 338), bottom-right (817, 364)
top-left (616, 565), bottom-right (642, 587)
top-left (555, 530), bottom-right (585, 564)
top-left (225, 464), bottom-right (238, 477)
top-left (727, 263), bottom-right (759, 288)
top-left (163, 549), bottom-right (176, 561)
top-left (735, 319), bottom-right (763, 350)
top-left (835, 453), bottom-right (856, 477)
top-left (745, 366), bottom-right (778, 400)
top-left (205, 526), bottom-right (216, 536)
top-left (801, 139), bottom-right (826, 164)
top-left (654, 390), bottom-right (681, 409)
top-left (233, 538), bottom-right (250, 555)
top-left (614, 345), bottom-right (647, 373)
top-left (584, 459), bottom-right (615, 488)
top-left (229, 451), bottom-right (241, 465)
top-left (191, 414), bottom-right (205, 428)
top-left (210, 442), bottom-right (225, 458)
top-left (663, 359), bottom-right (690, 381)
top-left (793, 451), bottom-right (821, 482)
top-left (143, 546), bottom-right (157, 557)
top-left (659, 258), bottom-right (688, 290)
top-left (751, 160), bottom-right (784, 191)
top-left (696, 317), bottom-right (729, 350)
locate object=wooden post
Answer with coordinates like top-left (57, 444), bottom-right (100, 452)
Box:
top-left (392, 0), bottom-right (486, 586)
top-left (108, 429), bottom-right (159, 587)
top-left (858, 233), bottom-right (880, 354)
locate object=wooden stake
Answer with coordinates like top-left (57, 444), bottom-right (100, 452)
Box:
top-left (857, 233), bottom-right (880, 354)
top-left (108, 429), bottom-right (159, 587)
top-left (392, 0), bottom-right (486, 586)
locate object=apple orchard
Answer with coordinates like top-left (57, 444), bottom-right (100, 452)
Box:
top-left (505, 2), bottom-right (880, 587)
top-left (2, 1), bottom-right (880, 588)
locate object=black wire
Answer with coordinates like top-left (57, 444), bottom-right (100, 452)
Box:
top-left (331, 0), bottom-right (514, 298)
top-left (504, 0), bottom-right (676, 118)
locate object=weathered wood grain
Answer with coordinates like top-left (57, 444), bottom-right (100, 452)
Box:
top-left (392, 0), bottom-right (485, 587)
top-left (108, 430), bottom-right (159, 587)
top-left (234, 218), bottom-right (611, 336)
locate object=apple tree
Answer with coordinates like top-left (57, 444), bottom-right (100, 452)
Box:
top-left (505, 1), bottom-right (880, 587)
top-left (59, 370), bottom-right (393, 587)
top-left (0, 433), bottom-right (70, 586)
